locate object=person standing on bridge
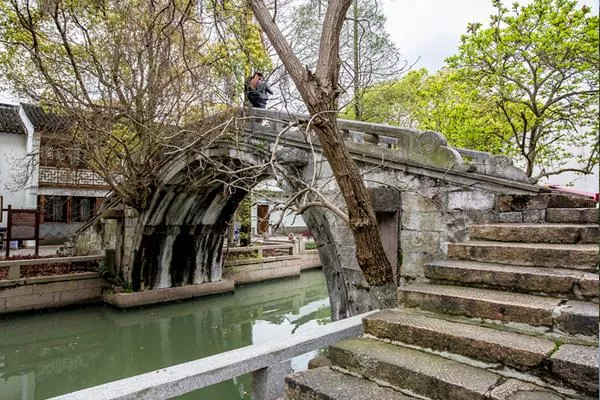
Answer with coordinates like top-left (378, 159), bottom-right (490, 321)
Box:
top-left (244, 71), bottom-right (273, 108)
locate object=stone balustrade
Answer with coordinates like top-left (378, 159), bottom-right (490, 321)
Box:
top-left (49, 311), bottom-right (374, 400)
top-left (245, 108), bottom-right (534, 185)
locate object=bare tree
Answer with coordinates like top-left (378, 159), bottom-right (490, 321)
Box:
top-left (248, 0), bottom-right (396, 309)
top-left (0, 0), bottom-right (268, 209)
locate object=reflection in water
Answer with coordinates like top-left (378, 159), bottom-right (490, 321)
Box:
top-left (0, 270), bottom-right (330, 400)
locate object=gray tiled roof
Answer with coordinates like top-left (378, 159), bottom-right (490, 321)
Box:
top-left (21, 103), bottom-right (69, 132)
top-left (0, 104), bottom-right (27, 135)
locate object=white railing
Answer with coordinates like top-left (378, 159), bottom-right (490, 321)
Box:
top-left (49, 311), bottom-right (374, 400)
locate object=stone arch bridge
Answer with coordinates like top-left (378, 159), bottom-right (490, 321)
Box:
top-left (91, 108), bottom-right (541, 319)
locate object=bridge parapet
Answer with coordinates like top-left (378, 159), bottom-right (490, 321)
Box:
top-left (247, 108), bottom-right (534, 185)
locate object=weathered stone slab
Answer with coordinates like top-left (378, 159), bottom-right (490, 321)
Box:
top-left (329, 338), bottom-right (500, 400)
top-left (579, 273), bottom-right (599, 298)
top-left (447, 241), bottom-right (598, 270)
top-left (283, 367), bottom-right (416, 400)
top-left (522, 209), bottom-right (546, 223)
top-left (398, 283), bottom-right (560, 326)
top-left (424, 260), bottom-right (580, 297)
top-left (496, 212), bottom-right (523, 223)
top-left (368, 187), bottom-right (400, 212)
top-left (401, 231), bottom-right (441, 253)
top-left (103, 280), bottom-right (235, 309)
top-left (550, 344), bottom-right (599, 396)
top-left (496, 194), bottom-right (596, 212)
top-left (546, 208), bottom-right (599, 224)
top-left (363, 309), bottom-right (555, 370)
top-left (553, 300), bottom-right (599, 336)
top-left (488, 379), bottom-right (566, 400)
top-left (446, 191), bottom-right (495, 211)
top-left (469, 224), bottom-right (599, 244)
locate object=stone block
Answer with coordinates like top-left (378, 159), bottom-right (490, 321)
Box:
top-left (463, 210), bottom-right (496, 225)
top-left (401, 192), bottom-right (441, 212)
top-left (330, 338), bottom-right (500, 400)
top-left (546, 208), bottom-right (599, 223)
top-left (579, 273), bottom-right (598, 298)
top-left (497, 212), bottom-right (522, 223)
top-left (489, 379), bottom-right (564, 400)
top-left (550, 344), bottom-right (598, 396)
top-left (307, 357), bottom-right (331, 369)
top-left (401, 231), bottom-right (441, 253)
top-left (363, 310), bottom-right (555, 370)
top-left (60, 288), bottom-right (102, 303)
top-left (368, 187), bottom-right (400, 212)
top-left (0, 297), bottom-right (5, 310)
top-left (399, 284), bottom-right (559, 326)
top-left (447, 191), bottom-right (495, 211)
top-left (103, 280), bottom-right (234, 308)
top-left (33, 280), bottom-right (80, 294)
top-left (399, 252), bottom-right (437, 280)
top-left (5, 292), bottom-right (55, 312)
top-left (553, 300), bottom-right (598, 336)
top-left (284, 367), bottom-right (413, 400)
top-left (0, 284), bottom-right (33, 298)
top-left (402, 212), bottom-right (448, 232)
top-left (522, 209), bottom-right (546, 223)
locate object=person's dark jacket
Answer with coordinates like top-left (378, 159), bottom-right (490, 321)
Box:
top-left (245, 76), bottom-right (273, 108)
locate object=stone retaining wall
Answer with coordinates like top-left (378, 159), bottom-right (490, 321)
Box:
top-left (0, 272), bottom-right (102, 314)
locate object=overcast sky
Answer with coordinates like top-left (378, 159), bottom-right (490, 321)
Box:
top-left (381, 0), bottom-right (600, 72)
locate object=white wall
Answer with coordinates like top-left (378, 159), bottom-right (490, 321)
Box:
top-left (251, 200), bottom-right (307, 236)
top-left (0, 133), bottom-right (29, 227)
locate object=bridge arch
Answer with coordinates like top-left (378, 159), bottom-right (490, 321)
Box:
top-left (129, 141), bottom-right (304, 291)
top-left (85, 109), bottom-right (539, 320)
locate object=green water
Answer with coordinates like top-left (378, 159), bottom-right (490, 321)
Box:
top-left (0, 270), bottom-right (330, 399)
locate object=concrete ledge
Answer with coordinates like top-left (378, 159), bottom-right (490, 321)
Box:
top-left (300, 252), bottom-right (322, 271)
top-left (225, 255), bottom-right (299, 267)
top-left (0, 273), bottom-right (103, 314)
top-left (226, 265), bottom-right (301, 284)
top-left (103, 279), bottom-right (235, 309)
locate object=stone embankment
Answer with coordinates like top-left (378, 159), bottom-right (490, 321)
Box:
top-left (284, 194), bottom-right (599, 400)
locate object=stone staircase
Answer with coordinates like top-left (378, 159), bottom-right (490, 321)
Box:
top-left (284, 200), bottom-right (599, 399)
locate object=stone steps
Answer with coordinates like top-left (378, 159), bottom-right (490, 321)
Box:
top-left (362, 309), bottom-right (598, 393)
top-left (398, 283), bottom-right (599, 336)
top-left (284, 200), bottom-right (599, 400)
top-left (326, 337), bottom-right (586, 400)
top-left (469, 223), bottom-right (599, 244)
top-left (447, 241), bottom-right (598, 271)
top-left (424, 260), bottom-right (598, 300)
top-left (284, 367), bottom-right (419, 399)
top-left (546, 208), bottom-right (599, 224)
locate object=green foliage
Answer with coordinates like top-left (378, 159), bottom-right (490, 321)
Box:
top-left (447, 0), bottom-right (599, 177)
top-left (352, 68), bottom-right (510, 155)
top-left (98, 260), bottom-right (133, 293)
top-left (304, 241), bottom-right (318, 250)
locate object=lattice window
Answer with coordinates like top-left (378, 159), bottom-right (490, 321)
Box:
top-left (72, 197), bottom-right (96, 222)
top-left (43, 196), bottom-right (68, 222)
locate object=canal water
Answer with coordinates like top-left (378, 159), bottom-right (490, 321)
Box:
top-left (0, 270), bottom-right (330, 399)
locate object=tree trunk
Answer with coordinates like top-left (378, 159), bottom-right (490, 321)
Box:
top-left (249, 0), bottom-right (396, 311)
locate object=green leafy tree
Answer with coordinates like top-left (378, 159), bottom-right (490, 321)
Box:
top-left (447, 0), bottom-right (599, 178)
top-left (354, 68), bottom-right (509, 155)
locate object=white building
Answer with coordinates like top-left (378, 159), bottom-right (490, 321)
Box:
top-left (0, 101), bottom-right (109, 244)
top-left (250, 180), bottom-right (308, 237)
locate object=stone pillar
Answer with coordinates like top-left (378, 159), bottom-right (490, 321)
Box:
top-left (252, 360), bottom-right (292, 400)
top-left (120, 207), bottom-right (140, 283)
